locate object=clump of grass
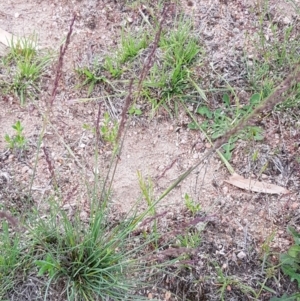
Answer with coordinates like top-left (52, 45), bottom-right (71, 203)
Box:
top-left (0, 220), bottom-right (28, 300)
top-left (1, 35), bottom-right (52, 105)
top-left (245, 4), bottom-right (300, 102)
top-left (143, 16), bottom-right (204, 115)
top-left (0, 196), bottom-right (170, 301)
top-left (0, 12), bottom-right (175, 300)
top-left (119, 30), bottom-right (149, 64)
top-left (30, 201), bottom-right (155, 301)
top-left (75, 14), bottom-right (203, 117)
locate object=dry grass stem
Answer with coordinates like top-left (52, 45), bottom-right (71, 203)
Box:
top-left (136, 5), bottom-right (168, 96)
top-left (116, 78), bottom-right (133, 142)
top-left (49, 14), bottom-right (76, 107)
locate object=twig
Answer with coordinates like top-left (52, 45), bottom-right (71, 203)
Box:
top-left (156, 158), bottom-right (178, 181)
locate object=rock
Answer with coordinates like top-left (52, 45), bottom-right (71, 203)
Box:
top-left (232, 27), bottom-right (240, 34)
top-left (237, 251), bottom-right (246, 259)
top-left (194, 142), bottom-right (203, 151)
top-left (21, 166), bottom-right (30, 174)
top-left (283, 16), bottom-right (291, 25)
top-left (158, 165), bottom-right (165, 171)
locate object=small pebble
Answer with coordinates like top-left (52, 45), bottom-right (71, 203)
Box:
top-left (158, 165), bottom-right (165, 171)
top-left (21, 166), bottom-right (30, 174)
top-left (237, 251), bottom-right (246, 259)
top-left (283, 16), bottom-right (291, 25)
top-left (232, 27), bottom-right (240, 34)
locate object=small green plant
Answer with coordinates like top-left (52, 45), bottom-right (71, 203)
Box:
top-left (83, 113), bottom-right (119, 147)
top-left (214, 264), bottom-right (258, 301)
top-left (188, 93), bottom-right (264, 161)
top-left (279, 227), bottom-right (300, 287)
top-left (176, 231), bottom-right (201, 249)
top-left (101, 112), bottom-right (119, 146)
top-left (119, 30), bottom-right (149, 63)
top-left (35, 253), bottom-right (58, 279)
top-left (6, 36), bottom-right (51, 104)
top-left (270, 227), bottom-right (300, 301)
top-left (29, 200), bottom-right (159, 301)
top-left (246, 7), bottom-right (300, 98)
top-left (103, 56), bottom-right (123, 78)
top-left (184, 193), bottom-right (201, 216)
top-left (76, 66), bottom-right (107, 96)
top-left (5, 120), bottom-right (27, 154)
top-left (138, 172), bottom-right (160, 247)
top-left (0, 221), bottom-right (25, 299)
top-left (128, 105), bottom-right (142, 116)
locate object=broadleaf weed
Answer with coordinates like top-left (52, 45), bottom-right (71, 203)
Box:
top-left (189, 92), bottom-right (265, 161)
top-left (5, 120), bottom-right (27, 155)
top-left (279, 227), bottom-right (300, 287)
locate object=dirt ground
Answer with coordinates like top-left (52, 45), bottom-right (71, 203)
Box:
top-left (0, 0), bottom-right (300, 300)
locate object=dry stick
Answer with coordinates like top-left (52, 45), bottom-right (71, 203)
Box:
top-left (91, 103), bottom-right (105, 207)
top-left (156, 64), bottom-right (300, 204)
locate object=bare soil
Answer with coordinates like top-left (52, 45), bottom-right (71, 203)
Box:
top-left (0, 0), bottom-right (300, 300)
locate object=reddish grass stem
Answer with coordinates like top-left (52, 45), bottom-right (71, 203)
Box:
top-left (49, 14), bottom-right (76, 107)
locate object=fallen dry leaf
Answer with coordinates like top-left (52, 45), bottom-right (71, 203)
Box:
top-left (0, 28), bottom-right (39, 51)
top-left (0, 28), bottom-right (14, 47)
top-left (224, 172), bottom-right (289, 194)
